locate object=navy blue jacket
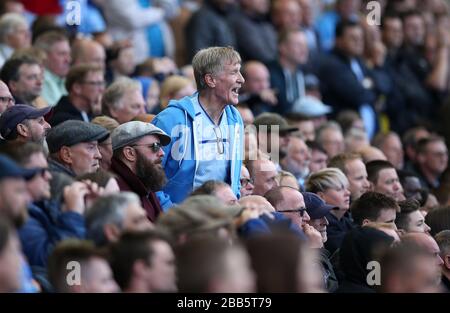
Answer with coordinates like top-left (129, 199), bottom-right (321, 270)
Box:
top-left (324, 211), bottom-right (355, 255)
top-left (19, 200), bottom-right (85, 267)
top-left (318, 49), bottom-right (377, 114)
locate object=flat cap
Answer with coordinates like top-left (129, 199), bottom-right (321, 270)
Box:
top-left (156, 195), bottom-right (244, 237)
top-left (253, 112), bottom-right (298, 134)
top-left (46, 120), bottom-right (109, 153)
top-left (111, 121), bottom-right (171, 150)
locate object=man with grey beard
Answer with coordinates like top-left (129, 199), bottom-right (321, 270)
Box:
top-left (110, 121), bottom-right (171, 222)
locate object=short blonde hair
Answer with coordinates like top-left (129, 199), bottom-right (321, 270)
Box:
top-left (305, 167), bottom-right (349, 193)
top-left (160, 75), bottom-right (194, 108)
top-left (91, 115), bottom-right (120, 133)
top-left (276, 170), bottom-right (299, 189)
top-left (192, 46), bottom-right (241, 91)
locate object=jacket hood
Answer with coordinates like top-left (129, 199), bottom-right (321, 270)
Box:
top-left (166, 93), bottom-right (242, 123)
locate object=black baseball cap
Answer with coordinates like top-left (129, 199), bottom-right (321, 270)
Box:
top-left (0, 104), bottom-right (51, 139)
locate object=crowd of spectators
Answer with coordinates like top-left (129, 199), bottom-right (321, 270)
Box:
top-left (0, 0), bottom-right (450, 293)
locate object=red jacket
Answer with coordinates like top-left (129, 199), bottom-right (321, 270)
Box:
top-left (110, 157), bottom-right (162, 222)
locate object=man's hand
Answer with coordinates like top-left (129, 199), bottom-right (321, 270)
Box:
top-left (62, 180), bottom-right (105, 214)
top-left (302, 224), bottom-right (324, 249)
top-left (259, 89), bottom-right (278, 106)
top-left (62, 182), bottom-right (90, 215)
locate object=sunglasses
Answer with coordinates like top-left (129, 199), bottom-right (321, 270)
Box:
top-left (131, 142), bottom-right (162, 153)
top-left (32, 167), bottom-right (50, 178)
top-left (277, 207), bottom-right (307, 217)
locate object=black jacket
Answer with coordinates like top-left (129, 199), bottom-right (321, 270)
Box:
top-left (318, 49), bottom-right (377, 115)
top-left (336, 227), bottom-right (394, 293)
top-left (48, 95), bottom-right (92, 127)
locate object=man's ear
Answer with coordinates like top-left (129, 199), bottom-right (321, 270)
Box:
top-left (362, 219), bottom-right (370, 226)
top-left (16, 123), bottom-right (29, 138)
top-left (444, 255), bottom-right (450, 270)
top-left (59, 146), bottom-right (73, 165)
top-left (368, 181), bottom-right (375, 191)
top-left (122, 146), bottom-right (136, 162)
top-left (72, 82), bottom-right (82, 96)
top-left (396, 228), bottom-right (406, 237)
top-left (9, 80), bottom-right (18, 94)
top-left (103, 224), bottom-right (121, 243)
top-left (132, 259), bottom-right (148, 278)
top-left (204, 73), bottom-right (216, 88)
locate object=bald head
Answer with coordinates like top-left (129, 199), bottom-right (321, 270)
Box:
top-left (239, 195), bottom-right (275, 213)
top-left (242, 61), bottom-right (270, 94)
top-left (272, 0), bottom-right (302, 31)
top-left (247, 159), bottom-right (279, 196)
top-left (402, 233), bottom-right (444, 266)
top-left (0, 80), bottom-right (13, 114)
top-left (358, 145), bottom-right (387, 163)
top-left (72, 39), bottom-right (106, 70)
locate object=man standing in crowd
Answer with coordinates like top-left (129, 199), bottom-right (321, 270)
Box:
top-left (152, 47), bottom-right (244, 203)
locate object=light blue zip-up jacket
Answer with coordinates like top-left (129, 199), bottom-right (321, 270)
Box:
top-left (152, 93), bottom-right (244, 204)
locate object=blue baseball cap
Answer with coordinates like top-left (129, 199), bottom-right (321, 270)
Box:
top-left (302, 192), bottom-right (338, 219)
top-left (0, 154), bottom-right (41, 181)
top-left (0, 104), bottom-right (51, 139)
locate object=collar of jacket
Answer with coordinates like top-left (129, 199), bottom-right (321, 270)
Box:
top-left (48, 158), bottom-right (76, 177)
top-left (56, 95), bottom-right (92, 117)
top-left (110, 157), bottom-right (149, 196)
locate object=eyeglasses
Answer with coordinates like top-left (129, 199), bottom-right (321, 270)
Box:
top-left (240, 177), bottom-right (254, 187)
top-left (213, 126), bottom-right (224, 155)
top-left (82, 81), bottom-right (106, 87)
top-left (130, 142), bottom-right (162, 153)
top-left (0, 96), bottom-right (15, 104)
top-left (277, 207), bottom-right (307, 217)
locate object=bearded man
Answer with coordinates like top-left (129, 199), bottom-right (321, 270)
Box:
top-left (110, 121), bottom-right (171, 222)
